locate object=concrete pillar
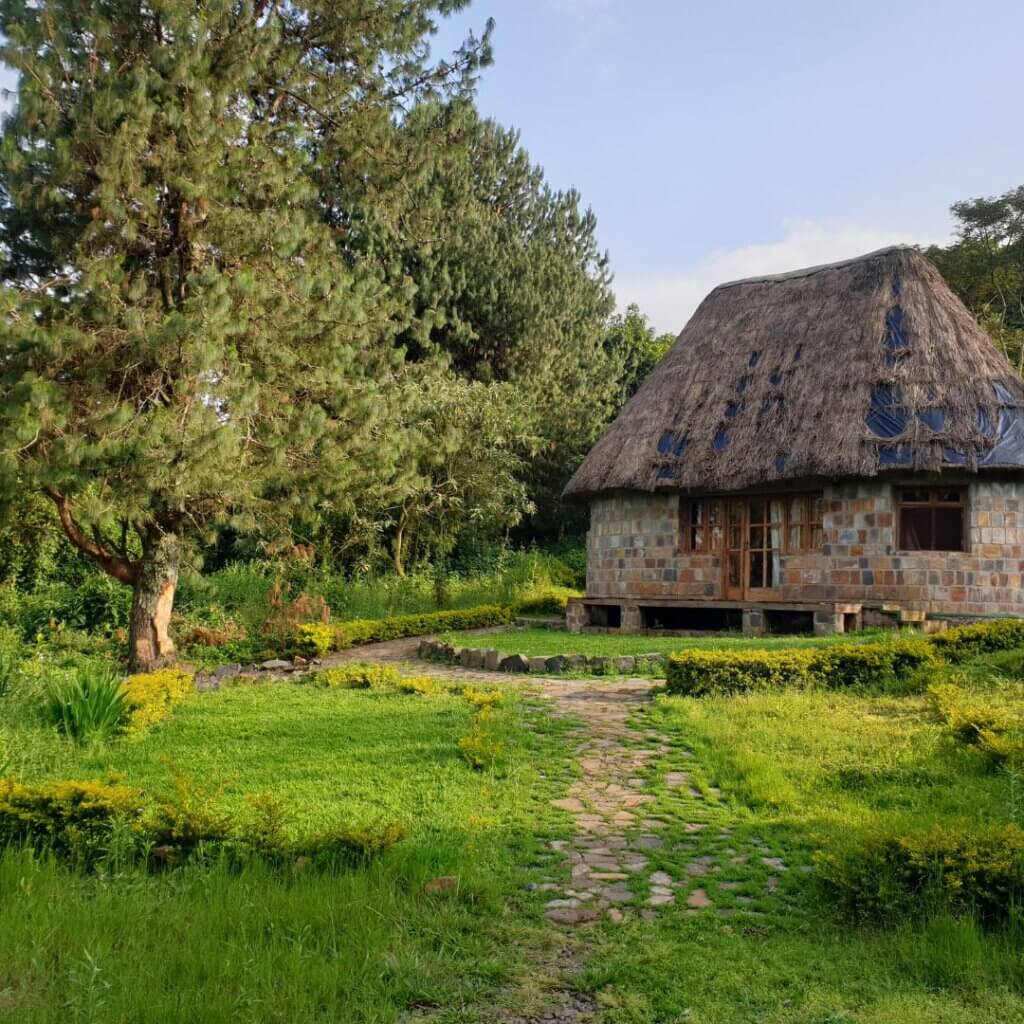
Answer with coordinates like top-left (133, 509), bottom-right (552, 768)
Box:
top-left (742, 608), bottom-right (765, 636)
top-left (814, 611), bottom-right (843, 636)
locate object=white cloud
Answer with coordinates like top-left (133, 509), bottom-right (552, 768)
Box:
top-left (615, 219), bottom-right (955, 336)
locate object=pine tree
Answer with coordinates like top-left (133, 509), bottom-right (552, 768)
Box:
top-left (0, 0), bottom-right (489, 669)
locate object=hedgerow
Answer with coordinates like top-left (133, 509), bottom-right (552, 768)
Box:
top-left (666, 619), bottom-right (1024, 696)
top-left (293, 604), bottom-right (512, 657)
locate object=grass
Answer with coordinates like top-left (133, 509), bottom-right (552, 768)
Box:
top-left (452, 625), bottom-right (893, 659)
top-left (0, 679), bottom-right (579, 1023)
top-left (565, 650), bottom-right (1024, 1022)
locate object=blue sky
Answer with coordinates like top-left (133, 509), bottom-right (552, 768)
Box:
top-left (435, 0), bottom-right (1024, 331)
top-left (1, 2), bottom-right (1020, 334)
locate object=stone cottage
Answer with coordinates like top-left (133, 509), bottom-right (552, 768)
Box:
top-left (563, 246), bottom-right (1024, 635)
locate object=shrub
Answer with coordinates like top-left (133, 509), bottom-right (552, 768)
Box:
top-left (813, 637), bottom-right (939, 689)
top-left (310, 662), bottom-right (402, 690)
top-left (0, 777), bottom-right (144, 863)
top-left (513, 586), bottom-right (581, 616)
top-left (817, 822), bottom-right (1024, 925)
top-left (293, 604), bottom-right (512, 657)
top-left (43, 665), bottom-right (127, 743)
top-left (305, 820), bottom-right (406, 862)
top-left (393, 675), bottom-right (446, 697)
top-left (665, 648), bottom-right (819, 696)
top-left (123, 668), bottom-right (194, 733)
top-left (928, 681), bottom-right (1024, 769)
top-left (930, 618), bottom-right (1024, 663)
top-left (459, 723), bottom-right (506, 770)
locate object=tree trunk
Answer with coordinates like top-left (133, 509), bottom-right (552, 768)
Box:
top-left (129, 529), bottom-right (182, 673)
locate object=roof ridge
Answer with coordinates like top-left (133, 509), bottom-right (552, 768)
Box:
top-left (712, 244), bottom-right (918, 291)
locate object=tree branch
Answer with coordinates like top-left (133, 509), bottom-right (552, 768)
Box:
top-left (43, 487), bottom-right (139, 585)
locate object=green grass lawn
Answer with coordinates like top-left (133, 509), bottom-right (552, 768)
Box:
top-left (570, 660), bottom-right (1024, 1023)
top-left (0, 680), bottom-right (577, 1023)
top-left (450, 625), bottom-right (892, 659)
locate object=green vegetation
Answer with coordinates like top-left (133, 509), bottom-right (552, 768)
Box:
top-left (454, 625), bottom-right (888, 659)
top-left (43, 665), bottom-right (127, 744)
top-left (576, 647), bottom-right (1024, 1022)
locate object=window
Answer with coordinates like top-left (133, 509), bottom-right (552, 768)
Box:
top-left (785, 493), bottom-right (824, 552)
top-left (897, 488), bottom-right (966, 551)
top-left (685, 500), bottom-right (723, 552)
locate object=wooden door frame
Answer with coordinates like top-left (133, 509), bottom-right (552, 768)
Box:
top-left (722, 495), bottom-right (784, 601)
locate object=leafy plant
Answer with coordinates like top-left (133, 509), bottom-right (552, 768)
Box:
top-left (44, 666), bottom-right (127, 743)
top-left (0, 649), bottom-right (17, 698)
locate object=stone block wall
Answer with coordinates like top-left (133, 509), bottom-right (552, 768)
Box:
top-left (584, 477), bottom-right (1024, 620)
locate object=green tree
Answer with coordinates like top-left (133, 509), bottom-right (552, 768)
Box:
top-left (603, 303), bottom-right (675, 408)
top-left (363, 109), bottom-right (619, 537)
top-left (0, 0), bottom-right (489, 670)
top-left (928, 185), bottom-right (1024, 373)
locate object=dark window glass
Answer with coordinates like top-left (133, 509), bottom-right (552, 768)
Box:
top-left (898, 489), bottom-right (965, 551)
top-left (749, 551), bottom-right (764, 588)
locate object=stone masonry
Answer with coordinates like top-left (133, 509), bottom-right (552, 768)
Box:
top-left (577, 478), bottom-right (1024, 627)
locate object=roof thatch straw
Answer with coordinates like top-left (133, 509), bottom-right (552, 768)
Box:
top-left (565, 246), bottom-right (1024, 499)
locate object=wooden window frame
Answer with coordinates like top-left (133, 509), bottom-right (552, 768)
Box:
top-left (683, 498), bottom-right (724, 553)
top-left (896, 486), bottom-right (967, 552)
top-left (683, 492), bottom-right (824, 556)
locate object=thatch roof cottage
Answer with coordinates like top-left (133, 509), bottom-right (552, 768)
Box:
top-left (564, 246), bottom-right (1024, 635)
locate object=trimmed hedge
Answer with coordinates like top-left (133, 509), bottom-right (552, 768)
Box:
top-left (667, 619), bottom-right (1024, 697)
top-left (930, 618), bottom-right (1024, 663)
top-left (294, 604), bottom-right (513, 657)
top-left (664, 649), bottom-right (820, 696)
top-left (666, 637), bottom-right (939, 696)
top-left (817, 822), bottom-right (1024, 925)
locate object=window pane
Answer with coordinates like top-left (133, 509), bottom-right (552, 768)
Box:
top-left (750, 499), bottom-right (766, 525)
top-left (811, 525), bottom-right (824, 548)
top-left (933, 507), bottom-right (964, 550)
top-left (749, 551), bottom-right (764, 588)
top-left (690, 504), bottom-right (703, 526)
top-left (788, 525), bottom-right (801, 550)
top-left (901, 507), bottom-right (932, 550)
top-left (729, 525), bottom-right (742, 549)
top-left (788, 495), bottom-right (804, 521)
top-left (728, 502), bottom-right (743, 525)
top-left (750, 526), bottom-right (763, 549)
top-left (936, 490), bottom-right (963, 504)
top-left (691, 527), bottom-right (704, 551)
top-left (902, 489), bottom-right (929, 503)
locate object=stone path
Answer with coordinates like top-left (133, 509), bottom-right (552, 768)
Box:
top-left (250, 635), bottom-right (795, 1021)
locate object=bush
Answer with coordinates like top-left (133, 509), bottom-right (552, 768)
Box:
top-left (930, 619), bottom-right (1024, 663)
top-left (817, 822), bottom-right (1024, 925)
top-left (123, 668), bottom-right (194, 733)
top-left (667, 637), bottom-right (944, 697)
top-left (292, 604), bottom-right (512, 657)
top-left (43, 664), bottom-right (127, 743)
top-left (0, 777), bottom-right (144, 863)
top-left (512, 586), bottom-right (580, 616)
top-left (813, 638), bottom-right (939, 689)
top-left (928, 681), bottom-right (1024, 769)
top-left (0, 649), bottom-right (17, 698)
top-left (665, 648), bottom-right (820, 696)
top-left (310, 663), bottom-right (402, 690)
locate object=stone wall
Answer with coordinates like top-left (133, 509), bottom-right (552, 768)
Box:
top-left (584, 478), bottom-right (1024, 620)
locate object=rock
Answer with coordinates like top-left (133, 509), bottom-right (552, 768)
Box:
top-left (643, 653), bottom-right (667, 666)
top-left (607, 908), bottom-right (625, 924)
top-left (544, 655), bottom-right (570, 674)
top-left (614, 656), bottom-right (636, 673)
top-left (761, 857), bottom-right (787, 870)
top-left (499, 654), bottom-right (530, 673)
top-left (550, 797), bottom-right (586, 812)
top-left (213, 663), bottom-right (242, 680)
top-left (567, 654), bottom-right (589, 670)
top-left (602, 885), bottom-right (634, 904)
top-left (528, 656), bottom-right (549, 673)
top-left (589, 656), bottom-right (610, 675)
top-left (458, 648), bottom-right (474, 667)
top-left (417, 640), bottom-right (430, 658)
top-left (466, 649), bottom-right (485, 669)
top-left (687, 888), bottom-right (714, 909)
top-left (545, 907), bottom-right (599, 926)
top-left (483, 649), bottom-right (504, 671)
top-left (149, 845), bottom-right (180, 868)
top-left (640, 909), bottom-right (659, 922)
top-left (437, 643), bottom-right (456, 661)
top-left (424, 876), bottom-right (459, 895)
top-left (292, 655), bottom-right (308, 667)
top-left (260, 659), bottom-right (291, 671)
top-left (649, 870), bottom-right (674, 887)
top-left (648, 891), bottom-right (675, 907)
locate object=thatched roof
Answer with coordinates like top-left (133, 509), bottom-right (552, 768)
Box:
top-left (565, 246), bottom-right (1024, 499)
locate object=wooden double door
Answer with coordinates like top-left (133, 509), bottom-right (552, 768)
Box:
top-left (723, 497), bottom-right (785, 600)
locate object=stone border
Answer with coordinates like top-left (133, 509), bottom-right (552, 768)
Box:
top-left (417, 639), bottom-right (667, 676)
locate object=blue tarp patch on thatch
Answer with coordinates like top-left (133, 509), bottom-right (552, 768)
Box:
top-left (657, 430), bottom-right (690, 456)
top-left (879, 444), bottom-right (914, 466)
top-left (979, 408), bottom-right (1024, 466)
top-left (713, 428), bottom-right (730, 451)
top-left (866, 386), bottom-right (909, 438)
top-left (917, 407), bottom-right (946, 431)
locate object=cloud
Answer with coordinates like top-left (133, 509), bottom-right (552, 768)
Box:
top-left (614, 219), bottom-right (955, 336)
